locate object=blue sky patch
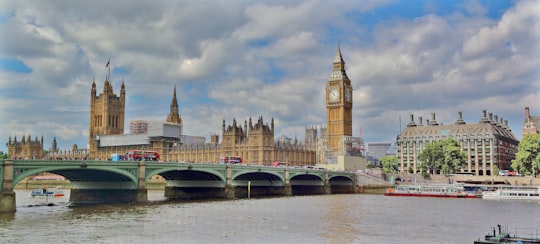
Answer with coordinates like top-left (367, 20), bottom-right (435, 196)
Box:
top-left (0, 58), bottom-right (32, 73)
top-left (113, 66), bottom-right (130, 76)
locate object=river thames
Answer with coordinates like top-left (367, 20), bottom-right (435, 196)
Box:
top-left (1, 190), bottom-right (539, 243)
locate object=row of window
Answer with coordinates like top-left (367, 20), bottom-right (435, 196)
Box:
top-left (400, 132), bottom-right (496, 141)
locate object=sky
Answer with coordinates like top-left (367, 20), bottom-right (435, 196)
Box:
top-left (0, 0), bottom-right (539, 153)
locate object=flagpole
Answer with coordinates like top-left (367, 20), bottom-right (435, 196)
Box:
top-left (107, 58), bottom-right (111, 81)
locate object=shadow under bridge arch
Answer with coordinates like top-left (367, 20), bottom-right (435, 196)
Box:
top-left (232, 172), bottom-right (284, 187)
top-left (159, 170), bottom-right (226, 188)
top-left (328, 175), bottom-right (355, 194)
top-left (52, 168), bottom-right (137, 189)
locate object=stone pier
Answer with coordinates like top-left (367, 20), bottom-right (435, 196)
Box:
top-left (0, 160), bottom-right (15, 213)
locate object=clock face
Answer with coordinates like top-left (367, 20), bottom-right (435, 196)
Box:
top-left (329, 89), bottom-right (339, 102)
top-left (345, 89), bottom-right (351, 101)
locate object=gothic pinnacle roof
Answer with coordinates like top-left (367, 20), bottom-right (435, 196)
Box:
top-left (328, 43), bottom-right (350, 81)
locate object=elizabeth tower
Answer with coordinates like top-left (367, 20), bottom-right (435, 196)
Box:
top-left (326, 45), bottom-right (353, 154)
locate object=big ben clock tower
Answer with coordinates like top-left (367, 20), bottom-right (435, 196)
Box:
top-left (326, 44), bottom-right (353, 154)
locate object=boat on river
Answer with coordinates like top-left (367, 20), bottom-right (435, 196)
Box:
top-left (30, 188), bottom-right (65, 198)
top-left (482, 185), bottom-right (540, 200)
top-left (474, 224), bottom-right (540, 243)
top-left (384, 183), bottom-right (481, 198)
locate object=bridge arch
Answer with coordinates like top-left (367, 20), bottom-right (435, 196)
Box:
top-left (155, 169), bottom-right (226, 188)
top-left (12, 165), bottom-right (138, 188)
top-left (290, 173), bottom-right (325, 186)
top-left (328, 175), bottom-right (354, 185)
top-left (146, 168), bottom-right (225, 183)
top-left (232, 171), bottom-right (285, 187)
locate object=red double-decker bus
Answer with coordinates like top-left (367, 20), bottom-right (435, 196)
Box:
top-left (126, 150), bottom-right (160, 161)
top-left (219, 156), bottom-right (242, 164)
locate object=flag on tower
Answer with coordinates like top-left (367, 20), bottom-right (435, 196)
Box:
top-left (105, 59), bottom-right (110, 68)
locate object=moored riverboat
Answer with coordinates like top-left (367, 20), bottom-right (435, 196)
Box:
top-left (30, 188), bottom-right (65, 198)
top-left (474, 224), bottom-right (540, 243)
top-left (482, 185), bottom-right (540, 200)
top-left (384, 183), bottom-right (481, 198)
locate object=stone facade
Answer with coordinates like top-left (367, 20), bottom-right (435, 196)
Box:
top-left (85, 79), bottom-right (316, 165)
top-left (86, 77), bottom-right (317, 165)
top-left (6, 135), bottom-right (44, 159)
top-left (326, 45), bottom-right (353, 155)
top-left (522, 106), bottom-right (540, 136)
top-left (396, 110), bottom-right (519, 176)
top-left (89, 78), bottom-right (126, 157)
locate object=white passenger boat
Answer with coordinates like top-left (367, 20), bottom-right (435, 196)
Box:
top-left (482, 185), bottom-right (540, 200)
top-left (385, 183), bottom-right (481, 198)
top-left (30, 188), bottom-right (65, 198)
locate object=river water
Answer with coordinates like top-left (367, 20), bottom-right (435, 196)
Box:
top-left (1, 189), bottom-right (539, 244)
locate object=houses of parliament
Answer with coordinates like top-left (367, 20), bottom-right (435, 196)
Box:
top-left (7, 46), bottom-right (364, 170)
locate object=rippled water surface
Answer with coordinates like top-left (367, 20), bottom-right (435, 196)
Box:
top-left (1, 190), bottom-right (539, 243)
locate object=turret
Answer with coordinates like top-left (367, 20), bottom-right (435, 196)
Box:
top-left (121, 80), bottom-right (125, 97)
top-left (91, 78), bottom-right (97, 98)
top-left (407, 114), bottom-right (417, 127)
top-left (479, 109), bottom-right (490, 123)
top-left (455, 111), bottom-right (466, 125)
top-left (429, 112), bottom-right (439, 126)
top-left (222, 119), bottom-right (226, 132)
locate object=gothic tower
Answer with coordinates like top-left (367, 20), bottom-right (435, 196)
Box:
top-left (523, 107), bottom-right (539, 136)
top-left (304, 125), bottom-right (318, 146)
top-left (326, 44), bottom-right (353, 154)
top-left (166, 85), bottom-right (183, 136)
top-left (221, 118), bottom-right (247, 157)
top-left (7, 134), bottom-right (45, 159)
top-left (246, 115), bottom-right (275, 164)
top-left (51, 136), bottom-right (58, 152)
top-left (89, 78), bottom-right (126, 155)
top-left (166, 85), bottom-right (182, 125)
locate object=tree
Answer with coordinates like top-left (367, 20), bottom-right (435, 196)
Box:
top-left (419, 162), bottom-right (429, 177)
top-left (380, 155), bottom-right (398, 174)
top-left (512, 134), bottom-right (540, 177)
top-left (0, 152), bottom-right (8, 160)
top-left (418, 141), bottom-right (444, 174)
top-left (418, 138), bottom-right (467, 175)
top-left (491, 164), bottom-right (499, 177)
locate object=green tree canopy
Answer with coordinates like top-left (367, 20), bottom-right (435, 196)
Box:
top-left (0, 152), bottom-right (8, 160)
top-left (418, 138), bottom-right (467, 175)
top-left (511, 134), bottom-right (540, 177)
top-left (380, 155), bottom-right (398, 174)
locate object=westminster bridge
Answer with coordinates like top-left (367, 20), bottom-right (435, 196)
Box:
top-left (0, 159), bottom-right (357, 212)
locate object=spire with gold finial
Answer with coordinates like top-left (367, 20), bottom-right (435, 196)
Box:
top-left (166, 85), bottom-right (182, 124)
